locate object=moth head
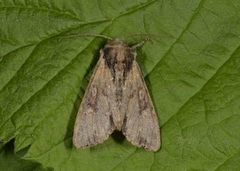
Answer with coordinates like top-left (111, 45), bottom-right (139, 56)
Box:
top-left (103, 39), bottom-right (134, 73)
top-left (106, 38), bottom-right (134, 51)
top-left (104, 39), bottom-right (133, 60)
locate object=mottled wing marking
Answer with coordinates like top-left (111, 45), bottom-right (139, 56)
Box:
top-left (73, 54), bottom-right (115, 148)
top-left (122, 61), bottom-right (160, 151)
top-left (73, 39), bottom-right (160, 151)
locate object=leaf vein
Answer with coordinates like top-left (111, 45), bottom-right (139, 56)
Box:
top-left (0, 6), bottom-right (82, 21)
top-left (110, 149), bottom-right (138, 171)
top-left (161, 42), bottom-right (240, 128)
top-left (0, 23), bottom-right (112, 143)
top-left (145, 0), bottom-right (206, 77)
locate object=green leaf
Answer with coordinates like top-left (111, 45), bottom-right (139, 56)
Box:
top-left (0, 0), bottom-right (240, 170)
top-left (0, 141), bottom-right (51, 171)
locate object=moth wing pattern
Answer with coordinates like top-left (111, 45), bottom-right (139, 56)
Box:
top-left (122, 61), bottom-right (160, 151)
top-left (73, 52), bottom-right (115, 148)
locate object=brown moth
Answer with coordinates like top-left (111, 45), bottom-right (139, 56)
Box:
top-left (73, 39), bottom-right (160, 151)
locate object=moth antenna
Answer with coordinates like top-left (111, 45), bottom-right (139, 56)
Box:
top-left (127, 33), bottom-right (158, 41)
top-left (131, 37), bottom-right (152, 50)
top-left (62, 33), bottom-right (113, 40)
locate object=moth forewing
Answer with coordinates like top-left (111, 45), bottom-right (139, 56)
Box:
top-left (73, 39), bottom-right (160, 151)
top-left (121, 61), bottom-right (160, 151)
top-left (73, 53), bottom-right (116, 148)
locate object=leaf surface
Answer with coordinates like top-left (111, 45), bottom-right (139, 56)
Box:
top-left (0, 0), bottom-right (240, 170)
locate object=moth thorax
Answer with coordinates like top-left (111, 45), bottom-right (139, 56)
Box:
top-left (115, 61), bottom-right (125, 71)
top-left (115, 49), bottom-right (130, 71)
top-left (116, 51), bottom-right (125, 62)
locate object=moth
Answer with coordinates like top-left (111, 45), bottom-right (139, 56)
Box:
top-left (73, 39), bottom-right (160, 151)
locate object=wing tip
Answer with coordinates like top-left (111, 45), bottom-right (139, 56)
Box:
top-left (138, 141), bottom-right (161, 152)
top-left (73, 136), bottom-right (107, 149)
top-left (124, 133), bottom-right (161, 152)
top-left (73, 129), bottom-right (115, 149)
